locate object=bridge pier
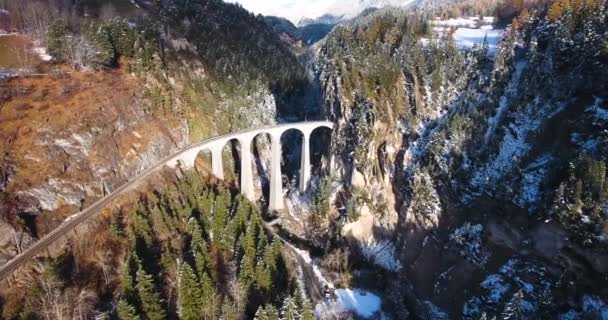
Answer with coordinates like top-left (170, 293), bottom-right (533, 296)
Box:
top-left (210, 145), bottom-right (224, 180)
top-left (268, 133), bottom-right (284, 211)
top-left (299, 131), bottom-right (311, 193)
top-left (239, 136), bottom-right (256, 201)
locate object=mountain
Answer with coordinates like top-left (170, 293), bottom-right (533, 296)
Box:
top-left (296, 0), bottom-right (415, 26)
top-left (264, 15), bottom-right (336, 47)
top-left (297, 13), bottom-right (345, 27)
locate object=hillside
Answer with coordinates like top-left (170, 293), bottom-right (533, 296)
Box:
top-left (315, 0), bottom-right (608, 317)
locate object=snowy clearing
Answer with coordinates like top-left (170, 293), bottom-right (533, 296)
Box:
top-left (431, 16), bottom-right (494, 28)
top-left (453, 28), bottom-right (503, 53)
top-left (315, 288), bottom-right (382, 319)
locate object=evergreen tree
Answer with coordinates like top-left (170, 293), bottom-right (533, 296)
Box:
top-left (255, 306), bottom-right (270, 320)
top-left (255, 304), bottom-right (281, 320)
top-left (92, 24), bottom-right (117, 67)
top-left (47, 19), bottom-right (67, 61)
top-left (213, 188), bottom-right (230, 243)
top-left (117, 299), bottom-right (140, 320)
top-left (266, 305), bottom-right (280, 320)
top-left (200, 271), bottom-right (217, 319)
top-left (120, 254), bottom-right (142, 304)
top-left (502, 290), bottom-right (525, 320)
top-left (221, 299), bottom-right (240, 320)
top-left (280, 296), bottom-right (299, 320)
top-left (135, 268), bottom-right (166, 320)
top-left (178, 263), bottom-right (203, 320)
top-left (301, 300), bottom-right (314, 320)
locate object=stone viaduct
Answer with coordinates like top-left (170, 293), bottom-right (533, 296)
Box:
top-left (166, 121), bottom-right (334, 211)
top-left (0, 121), bottom-right (334, 281)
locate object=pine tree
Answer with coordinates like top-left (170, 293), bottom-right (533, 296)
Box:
top-left (47, 19), bottom-right (67, 61)
top-left (221, 299), bottom-right (240, 320)
top-left (117, 299), bottom-right (140, 320)
top-left (200, 271), bottom-right (217, 319)
top-left (255, 306), bottom-right (270, 320)
top-left (266, 305), bottom-right (280, 320)
top-left (120, 254), bottom-right (141, 304)
top-left (301, 300), bottom-right (314, 320)
top-left (239, 214), bottom-right (262, 286)
top-left (255, 304), bottom-right (282, 320)
top-left (502, 290), bottom-right (525, 320)
top-left (194, 241), bottom-right (212, 281)
top-left (178, 264), bottom-right (203, 320)
top-left (280, 296), bottom-right (299, 320)
top-left (213, 188), bottom-right (230, 243)
top-left (135, 268), bottom-right (166, 320)
top-left (92, 24), bottom-right (117, 67)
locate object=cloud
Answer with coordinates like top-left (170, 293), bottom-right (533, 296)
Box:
top-left (225, 0), bottom-right (333, 23)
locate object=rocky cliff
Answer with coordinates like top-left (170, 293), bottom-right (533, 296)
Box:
top-left (316, 4), bottom-right (608, 318)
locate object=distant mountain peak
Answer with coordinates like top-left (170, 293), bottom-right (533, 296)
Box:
top-left (296, 0), bottom-right (415, 26)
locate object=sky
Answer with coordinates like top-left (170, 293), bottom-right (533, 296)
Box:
top-left (225, 0), bottom-right (335, 23)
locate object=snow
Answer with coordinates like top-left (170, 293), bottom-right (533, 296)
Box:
top-left (471, 99), bottom-right (564, 192)
top-left (480, 274), bottom-right (510, 304)
top-left (432, 17), bottom-right (478, 27)
top-left (129, 0), bottom-right (141, 8)
top-left (450, 223), bottom-right (487, 265)
top-left (228, 0), bottom-right (414, 24)
top-left (586, 97), bottom-right (608, 122)
top-left (561, 295), bottom-right (608, 319)
top-left (516, 155), bottom-right (553, 208)
top-left (315, 288), bottom-right (382, 319)
top-left (423, 301), bottom-right (449, 320)
top-left (285, 190), bottom-right (314, 221)
top-left (359, 239), bottom-right (402, 271)
top-left (484, 61), bottom-right (527, 144)
top-left (463, 297), bottom-right (482, 318)
top-left (288, 240), bottom-right (384, 318)
top-left (453, 28), bottom-right (503, 53)
top-left (287, 243), bottom-right (331, 289)
top-left (421, 16), bottom-right (503, 53)
top-left (32, 46), bottom-right (52, 62)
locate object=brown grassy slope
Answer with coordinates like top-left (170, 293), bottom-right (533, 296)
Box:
top-left (0, 69), bottom-right (186, 235)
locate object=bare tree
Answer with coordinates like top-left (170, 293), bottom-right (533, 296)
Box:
top-left (64, 35), bottom-right (98, 71)
top-left (37, 271), bottom-right (68, 320)
top-left (93, 250), bottom-right (113, 285)
top-left (10, 43), bottom-right (34, 70)
top-left (74, 289), bottom-right (96, 320)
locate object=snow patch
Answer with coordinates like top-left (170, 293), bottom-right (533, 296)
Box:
top-left (359, 239), bottom-right (401, 271)
top-left (480, 274), bottom-right (510, 304)
top-left (423, 300), bottom-right (449, 320)
top-left (516, 155), bottom-right (553, 208)
top-left (453, 28), bottom-right (503, 54)
top-left (471, 99), bottom-right (564, 192)
top-left (586, 97), bottom-right (608, 122)
top-left (315, 288), bottom-right (382, 319)
top-left (32, 46), bottom-right (52, 62)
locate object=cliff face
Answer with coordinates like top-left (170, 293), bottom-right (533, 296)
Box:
top-left (317, 6), bottom-right (608, 317)
top-left (0, 70), bottom-right (191, 264)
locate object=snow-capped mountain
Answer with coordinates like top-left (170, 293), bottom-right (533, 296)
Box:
top-left (297, 0), bottom-right (415, 26)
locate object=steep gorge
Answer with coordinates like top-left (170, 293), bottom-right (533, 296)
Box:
top-left (315, 4), bottom-right (608, 318)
